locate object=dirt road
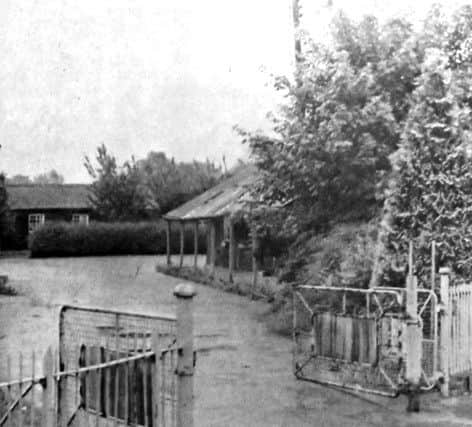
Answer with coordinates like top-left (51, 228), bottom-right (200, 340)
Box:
top-left (0, 255), bottom-right (471, 426)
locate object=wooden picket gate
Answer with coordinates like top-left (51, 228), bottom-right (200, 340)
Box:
top-left (438, 268), bottom-right (472, 396)
top-left (293, 278), bottom-right (438, 398)
top-left (0, 284), bottom-right (196, 427)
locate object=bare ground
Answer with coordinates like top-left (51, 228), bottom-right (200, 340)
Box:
top-left (0, 255), bottom-right (472, 426)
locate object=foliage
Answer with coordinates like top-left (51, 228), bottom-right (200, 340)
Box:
top-left (33, 169), bottom-right (64, 184)
top-left (29, 221), bottom-right (207, 257)
top-left (381, 44), bottom-right (472, 283)
top-left (6, 169), bottom-right (65, 184)
top-left (239, 13), bottom-right (424, 233)
top-left (136, 151), bottom-right (222, 214)
top-left (84, 144), bottom-right (151, 221)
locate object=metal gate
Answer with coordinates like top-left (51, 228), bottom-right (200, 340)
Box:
top-left (58, 305), bottom-right (178, 426)
top-left (292, 283), bottom-right (438, 396)
top-left (0, 284), bottom-right (197, 427)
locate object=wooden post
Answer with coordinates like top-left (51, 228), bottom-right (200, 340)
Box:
top-left (193, 221), bottom-right (198, 268)
top-left (42, 346), bottom-right (56, 427)
top-left (439, 267), bottom-right (451, 397)
top-left (251, 219), bottom-right (258, 292)
top-left (405, 274), bottom-right (422, 412)
top-left (166, 221), bottom-right (171, 266)
top-left (151, 332), bottom-right (160, 426)
top-left (210, 221), bottom-right (216, 275)
top-left (228, 218), bottom-right (235, 283)
top-left (179, 221), bottom-right (184, 269)
top-left (174, 284), bottom-right (196, 427)
top-left (431, 240), bottom-right (436, 290)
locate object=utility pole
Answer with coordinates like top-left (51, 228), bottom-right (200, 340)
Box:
top-left (291, 0), bottom-right (302, 67)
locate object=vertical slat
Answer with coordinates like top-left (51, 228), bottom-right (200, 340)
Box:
top-left (351, 318), bottom-right (359, 363)
top-left (95, 355), bottom-right (101, 426)
top-left (54, 348), bottom-right (58, 425)
top-left (161, 346), bottom-right (166, 427)
top-left (358, 318), bottom-right (366, 364)
top-left (343, 317), bottom-right (353, 362)
top-left (74, 344), bottom-right (80, 425)
top-left (170, 350), bottom-right (175, 426)
top-left (30, 351), bottom-right (35, 427)
top-left (84, 347), bottom-right (89, 413)
top-left (320, 313), bottom-right (329, 357)
top-left (133, 332), bottom-right (138, 425)
top-left (174, 349), bottom-right (178, 427)
top-left (114, 315), bottom-right (120, 426)
top-left (151, 332), bottom-right (160, 427)
top-left (7, 354), bottom-right (11, 427)
top-left (142, 334), bottom-right (149, 427)
top-left (18, 352), bottom-right (24, 427)
top-left (105, 337), bottom-right (111, 420)
top-left (124, 334), bottom-right (130, 425)
top-left (368, 319), bottom-right (377, 364)
top-left (42, 347), bottom-right (55, 427)
top-left (335, 316), bottom-right (344, 359)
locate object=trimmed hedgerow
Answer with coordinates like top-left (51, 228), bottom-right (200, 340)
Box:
top-left (29, 222), bottom-right (207, 258)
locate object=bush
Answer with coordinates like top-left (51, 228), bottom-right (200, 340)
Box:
top-left (29, 222), bottom-right (207, 257)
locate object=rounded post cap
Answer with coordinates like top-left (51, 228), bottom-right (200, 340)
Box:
top-left (174, 283), bottom-right (197, 298)
top-left (439, 267), bottom-right (451, 275)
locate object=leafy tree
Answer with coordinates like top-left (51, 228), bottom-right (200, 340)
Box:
top-left (33, 169), bottom-right (64, 184)
top-left (240, 13), bottom-right (422, 233)
top-left (381, 48), bottom-right (472, 283)
top-left (137, 152), bottom-right (222, 214)
top-left (6, 170), bottom-right (64, 184)
top-left (84, 145), bottom-right (151, 221)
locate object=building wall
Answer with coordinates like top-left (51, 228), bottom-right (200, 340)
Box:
top-left (6, 208), bottom-right (91, 249)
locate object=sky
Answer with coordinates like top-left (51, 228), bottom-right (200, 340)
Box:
top-left (0, 0), bottom-right (469, 182)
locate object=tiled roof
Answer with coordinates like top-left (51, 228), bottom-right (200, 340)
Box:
top-left (7, 184), bottom-right (92, 210)
top-left (163, 165), bottom-right (258, 220)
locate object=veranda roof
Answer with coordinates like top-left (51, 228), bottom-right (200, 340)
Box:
top-left (163, 164), bottom-right (258, 221)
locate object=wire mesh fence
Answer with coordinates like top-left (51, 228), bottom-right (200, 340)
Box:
top-left (58, 305), bottom-right (177, 427)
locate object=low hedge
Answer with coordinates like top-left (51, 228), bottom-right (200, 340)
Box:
top-left (29, 222), bottom-right (207, 257)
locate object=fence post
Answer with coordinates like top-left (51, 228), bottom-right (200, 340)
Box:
top-left (439, 267), bottom-right (451, 397)
top-left (174, 283), bottom-right (196, 427)
top-left (405, 274), bottom-right (422, 411)
top-left (42, 346), bottom-right (57, 427)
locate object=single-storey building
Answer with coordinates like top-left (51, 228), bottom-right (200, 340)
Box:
top-left (6, 184), bottom-right (92, 248)
top-left (163, 164), bottom-right (277, 284)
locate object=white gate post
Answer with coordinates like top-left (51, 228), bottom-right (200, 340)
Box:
top-left (42, 346), bottom-right (57, 427)
top-left (405, 274), bottom-right (422, 411)
top-left (439, 267), bottom-right (451, 397)
top-left (174, 283), bottom-right (197, 427)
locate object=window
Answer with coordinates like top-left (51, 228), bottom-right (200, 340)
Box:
top-left (28, 214), bottom-right (45, 234)
top-left (72, 213), bottom-right (89, 226)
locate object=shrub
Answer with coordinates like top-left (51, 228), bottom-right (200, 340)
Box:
top-left (29, 222), bottom-right (207, 257)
